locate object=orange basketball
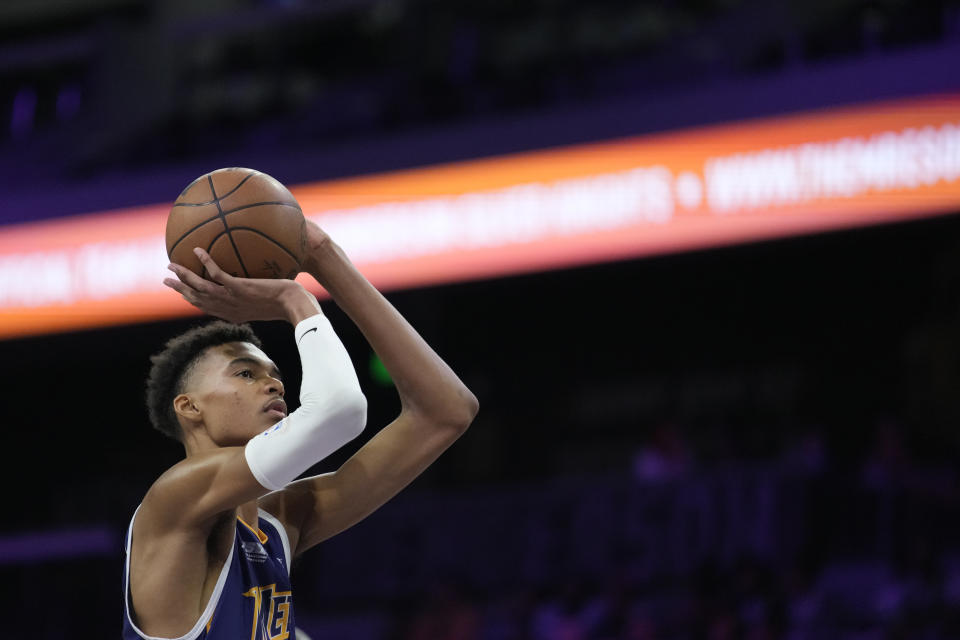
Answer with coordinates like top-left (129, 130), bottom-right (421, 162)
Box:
top-left (166, 168), bottom-right (306, 279)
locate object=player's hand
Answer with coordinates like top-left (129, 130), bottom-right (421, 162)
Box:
top-left (164, 247), bottom-right (319, 324)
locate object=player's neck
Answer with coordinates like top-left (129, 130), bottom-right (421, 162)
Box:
top-left (181, 429), bottom-right (216, 457)
top-left (180, 428), bottom-right (241, 457)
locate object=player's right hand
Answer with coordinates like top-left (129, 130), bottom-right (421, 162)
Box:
top-left (164, 247), bottom-right (321, 324)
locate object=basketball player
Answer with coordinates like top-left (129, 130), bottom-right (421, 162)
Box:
top-left (122, 220), bottom-right (478, 639)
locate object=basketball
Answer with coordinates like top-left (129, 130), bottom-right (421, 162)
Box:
top-left (166, 167), bottom-right (307, 279)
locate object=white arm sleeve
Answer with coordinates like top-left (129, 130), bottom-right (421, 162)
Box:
top-left (244, 313), bottom-right (367, 491)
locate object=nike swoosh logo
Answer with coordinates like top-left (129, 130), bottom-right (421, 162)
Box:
top-left (298, 326), bottom-right (318, 344)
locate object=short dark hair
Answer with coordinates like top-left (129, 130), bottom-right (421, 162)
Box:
top-left (145, 321), bottom-right (262, 441)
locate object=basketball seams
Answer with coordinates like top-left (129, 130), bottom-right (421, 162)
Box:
top-left (167, 213), bottom-right (222, 258)
top-left (221, 201), bottom-right (302, 216)
top-left (204, 227), bottom-right (301, 265)
top-left (171, 170), bottom-right (259, 207)
top-left (175, 175), bottom-right (206, 201)
top-left (167, 202), bottom-right (303, 258)
top-left (227, 227), bottom-right (302, 264)
top-left (208, 176), bottom-right (251, 278)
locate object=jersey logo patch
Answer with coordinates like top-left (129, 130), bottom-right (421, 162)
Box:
top-left (241, 540), bottom-right (268, 563)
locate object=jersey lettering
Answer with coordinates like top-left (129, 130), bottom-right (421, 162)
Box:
top-left (243, 584), bottom-right (292, 640)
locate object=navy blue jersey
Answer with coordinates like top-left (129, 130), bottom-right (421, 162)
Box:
top-left (122, 507), bottom-right (295, 640)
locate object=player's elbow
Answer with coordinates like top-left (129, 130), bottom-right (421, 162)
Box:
top-left (338, 392), bottom-right (368, 439)
top-left (438, 386), bottom-right (479, 434)
top-left (463, 389), bottom-right (479, 425)
top-left (302, 389), bottom-right (368, 441)
top-left (329, 390), bottom-right (368, 440)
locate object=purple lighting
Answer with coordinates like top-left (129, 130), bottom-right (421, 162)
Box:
top-left (0, 526), bottom-right (119, 565)
top-left (56, 85), bottom-right (82, 122)
top-left (10, 87), bottom-right (37, 139)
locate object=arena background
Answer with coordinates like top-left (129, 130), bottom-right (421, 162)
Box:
top-left (2, 1), bottom-right (960, 638)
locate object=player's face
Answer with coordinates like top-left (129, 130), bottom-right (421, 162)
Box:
top-left (184, 341), bottom-right (287, 446)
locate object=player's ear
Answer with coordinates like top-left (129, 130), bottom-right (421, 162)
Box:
top-left (173, 394), bottom-right (202, 422)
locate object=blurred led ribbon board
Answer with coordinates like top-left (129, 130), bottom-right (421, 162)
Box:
top-left (1, 93), bottom-right (959, 339)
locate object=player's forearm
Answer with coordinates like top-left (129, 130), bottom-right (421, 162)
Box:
top-left (245, 314), bottom-right (367, 491)
top-left (306, 240), bottom-right (478, 428)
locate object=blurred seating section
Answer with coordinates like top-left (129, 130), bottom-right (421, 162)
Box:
top-left (1, 0), bottom-right (958, 189)
top-left (3, 1), bottom-right (960, 638)
top-left (297, 450), bottom-right (960, 639)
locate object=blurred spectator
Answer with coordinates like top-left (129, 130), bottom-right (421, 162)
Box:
top-left (404, 579), bottom-right (481, 640)
top-left (479, 587), bottom-right (535, 640)
top-left (892, 537), bottom-right (946, 636)
top-left (783, 558), bottom-right (825, 639)
top-left (861, 417), bottom-right (911, 490)
top-left (780, 427), bottom-right (827, 477)
top-left (530, 578), bottom-right (605, 640)
top-left (633, 422), bottom-right (693, 483)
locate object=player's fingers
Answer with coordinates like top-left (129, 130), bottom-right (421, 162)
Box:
top-left (162, 275), bottom-right (200, 298)
top-left (162, 277), bottom-right (185, 294)
top-left (193, 248), bottom-right (235, 286)
top-left (168, 262), bottom-right (219, 294)
top-left (164, 277), bottom-right (201, 307)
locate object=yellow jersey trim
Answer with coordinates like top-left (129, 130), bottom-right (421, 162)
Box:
top-left (237, 516), bottom-right (269, 544)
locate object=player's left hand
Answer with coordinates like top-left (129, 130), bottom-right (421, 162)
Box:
top-left (164, 247), bottom-right (310, 323)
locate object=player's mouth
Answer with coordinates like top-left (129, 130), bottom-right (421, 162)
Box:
top-left (264, 398), bottom-right (287, 419)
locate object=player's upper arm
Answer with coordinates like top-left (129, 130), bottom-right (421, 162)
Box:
top-left (139, 446), bottom-right (270, 533)
top-left (278, 409), bottom-right (473, 555)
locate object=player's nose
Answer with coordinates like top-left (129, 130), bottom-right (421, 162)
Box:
top-left (266, 378), bottom-right (284, 397)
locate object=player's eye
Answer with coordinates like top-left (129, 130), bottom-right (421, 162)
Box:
top-left (237, 369), bottom-right (254, 378)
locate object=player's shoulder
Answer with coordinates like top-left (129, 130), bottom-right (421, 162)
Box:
top-left (146, 450), bottom-right (219, 499)
top-left (139, 449), bottom-right (243, 527)
top-left (152, 447), bottom-right (251, 491)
